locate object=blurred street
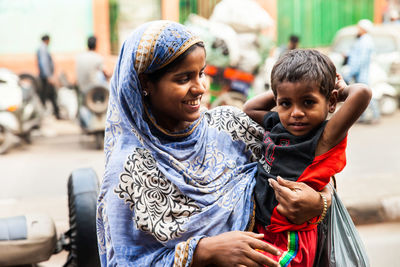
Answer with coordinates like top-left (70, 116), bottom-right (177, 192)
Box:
top-left (1, 111), bottom-right (400, 266)
top-left (1, 0), bottom-right (400, 266)
top-left (0, 116), bottom-right (104, 266)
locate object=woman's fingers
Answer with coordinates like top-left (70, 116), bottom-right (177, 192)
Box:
top-left (242, 232), bottom-right (280, 257)
top-left (269, 176), bottom-right (322, 224)
top-left (269, 178), bottom-right (289, 198)
top-left (235, 232), bottom-right (281, 266)
top-left (247, 249), bottom-right (280, 267)
top-left (276, 176), bottom-right (301, 190)
top-left (195, 231), bottom-right (281, 267)
top-left (245, 233), bottom-right (280, 256)
top-left (244, 231), bottom-right (266, 239)
top-left (243, 233), bottom-right (280, 267)
top-left (269, 177), bottom-right (300, 204)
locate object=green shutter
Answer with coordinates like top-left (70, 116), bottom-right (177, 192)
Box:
top-left (179, 0), bottom-right (220, 24)
top-left (277, 0), bottom-right (374, 48)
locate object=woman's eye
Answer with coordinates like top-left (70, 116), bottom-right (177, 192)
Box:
top-left (177, 76), bottom-right (190, 84)
top-left (199, 71), bottom-right (205, 78)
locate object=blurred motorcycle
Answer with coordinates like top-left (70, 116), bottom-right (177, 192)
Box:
top-left (339, 61), bottom-right (398, 117)
top-left (78, 85), bottom-right (109, 149)
top-left (57, 72), bottom-right (79, 121)
top-left (0, 168), bottom-right (100, 267)
top-left (0, 69), bottom-right (44, 154)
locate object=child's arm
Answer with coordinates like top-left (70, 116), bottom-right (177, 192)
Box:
top-left (317, 74), bottom-right (372, 155)
top-left (243, 90), bottom-right (276, 125)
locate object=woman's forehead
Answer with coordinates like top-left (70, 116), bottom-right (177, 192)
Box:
top-left (133, 21), bottom-right (202, 74)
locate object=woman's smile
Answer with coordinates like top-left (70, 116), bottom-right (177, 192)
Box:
top-left (146, 46), bottom-right (207, 132)
top-left (183, 98), bottom-right (201, 106)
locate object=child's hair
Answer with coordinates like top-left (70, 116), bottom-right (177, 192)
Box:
top-left (271, 49), bottom-right (336, 99)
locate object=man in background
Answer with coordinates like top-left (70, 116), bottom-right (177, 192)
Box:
top-left (275, 34), bottom-right (300, 58)
top-left (344, 19), bottom-right (379, 123)
top-left (75, 36), bottom-right (107, 92)
top-left (37, 34), bottom-right (60, 119)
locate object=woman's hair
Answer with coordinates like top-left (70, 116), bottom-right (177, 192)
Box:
top-left (146, 42), bottom-right (205, 83)
top-left (271, 49), bottom-right (336, 99)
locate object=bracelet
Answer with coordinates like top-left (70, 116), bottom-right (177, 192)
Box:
top-left (310, 192), bottom-right (328, 225)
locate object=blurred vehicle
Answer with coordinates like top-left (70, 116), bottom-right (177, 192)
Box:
top-left (329, 24), bottom-right (400, 115)
top-left (205, 65), bottom-right (253, 109)
top-left (0, 69), bottom-right (44, 154)
top-left (185, 7), bottom-right (273, 108)
top-left (57, 72), bottom-right (79, 121)
top-left (78, 84), bottom-right (109, 149)
top-left (0, 168), bottom-right (100, 267)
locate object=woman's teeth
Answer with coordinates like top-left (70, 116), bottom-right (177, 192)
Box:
top-left (185, 99), bottom-right (199, 105)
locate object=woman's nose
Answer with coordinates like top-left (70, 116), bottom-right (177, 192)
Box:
top-left (191, 76), bottom-right (206, 95)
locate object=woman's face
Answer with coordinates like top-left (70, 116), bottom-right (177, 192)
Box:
top-left (146, 46), bottom-right (207, 132)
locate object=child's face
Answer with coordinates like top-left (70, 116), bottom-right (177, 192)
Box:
top-left (275, 81), bottom-right (335, 136)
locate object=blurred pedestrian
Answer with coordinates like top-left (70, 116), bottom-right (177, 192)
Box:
top-left (389, 10), bottom-right (400, 24)
top-left (274, 34), bottom-right (300, 58)
top-left (286, 34), bottom-right (300, 50)
top-left (75, 36), bottom-right (108, 93)
top-left (37, 34), bottom-right (60, 119)
top-left (344, 19), bottom-right (379, 123)
top-left (264, 34), bottom-right (300, 90)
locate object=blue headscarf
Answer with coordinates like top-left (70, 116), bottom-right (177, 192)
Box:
top-left (97, 20), bottom-right (264, 266)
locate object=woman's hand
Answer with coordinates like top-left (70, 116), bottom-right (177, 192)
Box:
top-left (192, 231), bottom-right (280, 267)
top-left (269, 177), bottom-right (332, 224)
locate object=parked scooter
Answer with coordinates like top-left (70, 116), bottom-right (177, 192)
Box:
top-left (340, 62), bottom-right (398, 118)
top-left (0, 69), bottom-right (44, 154)
top-left (0, 168), bottom-right (100, 267)
top-left (78, 84), bottom-right (109, 149)
top-left (57, 72), bottom-right (79, 121)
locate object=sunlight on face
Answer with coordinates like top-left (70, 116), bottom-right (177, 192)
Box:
top-left (147, 46), bottom-right (207, 132)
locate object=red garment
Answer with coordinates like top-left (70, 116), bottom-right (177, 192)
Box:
top-left (268, 136), bottom-right (347, 233)
top-left (257, 223), bottom-right (317, 267)
top-left (256, 137), bottom-right (347, 266)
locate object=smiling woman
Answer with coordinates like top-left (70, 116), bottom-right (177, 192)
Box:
top-left (96, 20), bottom-right (330, 267)
top-left (139, 43), bottom-right (207, 133)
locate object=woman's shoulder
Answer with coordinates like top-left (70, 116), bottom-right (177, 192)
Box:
top-left (205, 105), bottom-right (252, 122)
top-left (204, 106), bottom-right (264, 157)
top-left (204, 105), bottom-right (263, 131)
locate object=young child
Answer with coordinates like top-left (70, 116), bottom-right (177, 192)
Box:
top-left (243, 49), bottom-right (371, 267)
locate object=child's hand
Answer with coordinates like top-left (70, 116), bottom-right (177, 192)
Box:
top-left (335, 73), bottom-right (347, 91)
top-left (335, 73), bottom-right (348, 101)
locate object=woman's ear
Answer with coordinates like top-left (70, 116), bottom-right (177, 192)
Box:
top-left (328, 90), bottom-right (338, 113)
top-left (138, 73), bottom-right (150, 96)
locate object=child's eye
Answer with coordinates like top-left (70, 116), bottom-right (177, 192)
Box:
top-left (304, 99), bottom-right (315, 106)
top-left (279, 101), bottom-right (290, 107)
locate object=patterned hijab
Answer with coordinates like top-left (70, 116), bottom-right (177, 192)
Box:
top-left (97, 20), bottom-right (263, 266)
